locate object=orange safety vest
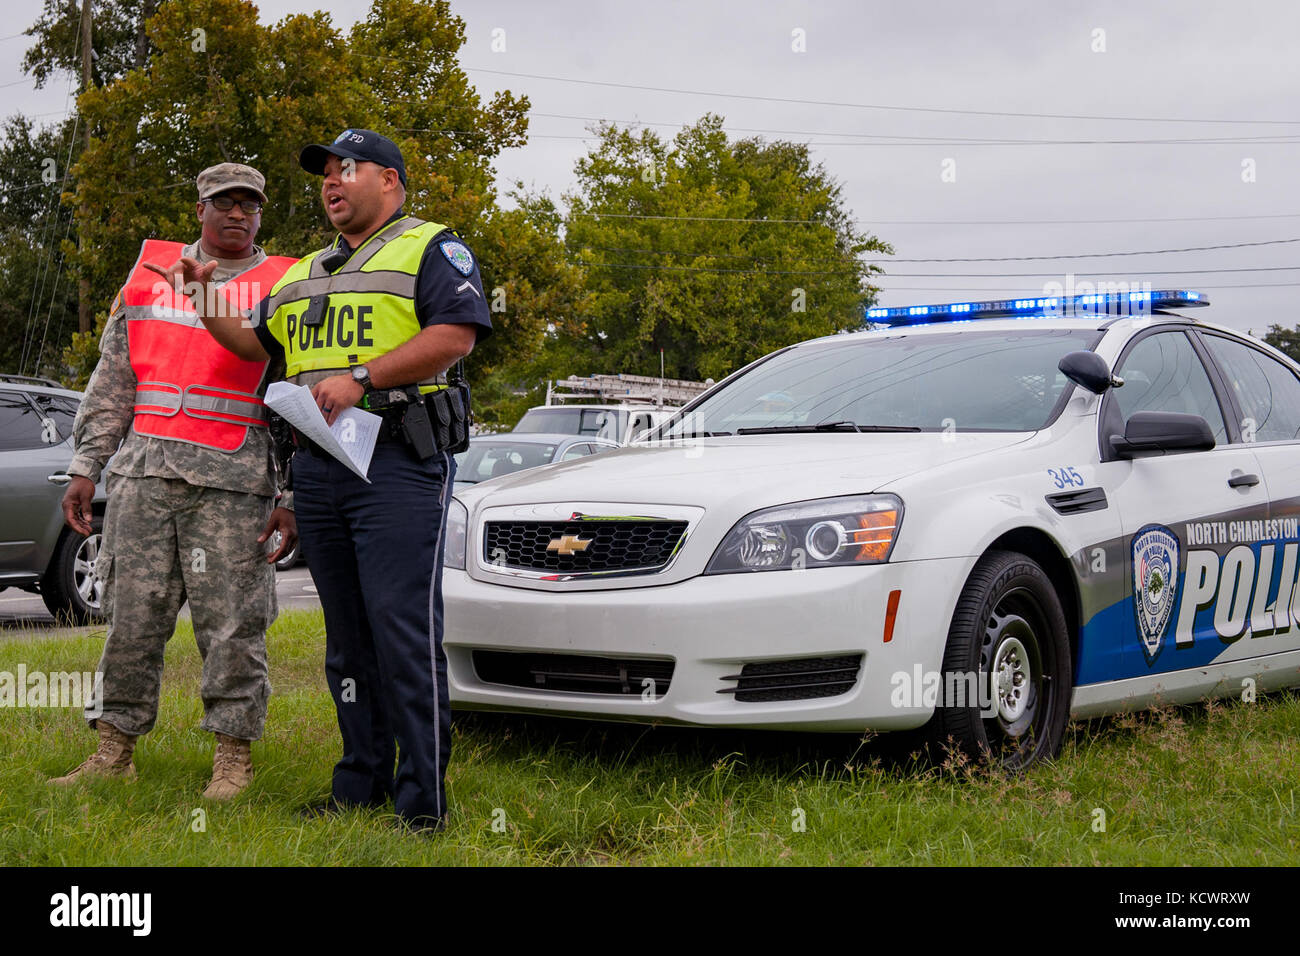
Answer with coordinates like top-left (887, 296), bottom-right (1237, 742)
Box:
top-left (118, 240), bottom-right (297, 452)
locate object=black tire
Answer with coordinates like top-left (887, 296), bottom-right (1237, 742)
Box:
top-left (41, 516), bottom-right (106, 626)
top-left (922, 549), bottom-right (1071, 771)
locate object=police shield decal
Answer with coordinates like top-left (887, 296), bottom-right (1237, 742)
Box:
top-left (1132, 524), bottom-right (1180, 663)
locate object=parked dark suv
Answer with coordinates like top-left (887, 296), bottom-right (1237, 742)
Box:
top-left (0, 375), bottom-right (107, 624)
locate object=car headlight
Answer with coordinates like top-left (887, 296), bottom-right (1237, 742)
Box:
top-left (704, 494), bottom-right (902, 574)
top-left (444, 497), bottom-right (468, 570)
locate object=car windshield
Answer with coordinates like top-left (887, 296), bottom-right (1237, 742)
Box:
top-left (657, 329), bottom-right (1102, 437)
top-left (454, 441), bottom-right (560, 483)
top-left (514, 407), bottom-right (623, 440)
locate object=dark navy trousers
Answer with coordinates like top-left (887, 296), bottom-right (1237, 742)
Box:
top-left (291, 440), bottom-right (455, 825)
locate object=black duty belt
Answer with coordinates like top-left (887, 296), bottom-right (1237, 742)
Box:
top-left (294, 415), bottom-right (404, 458)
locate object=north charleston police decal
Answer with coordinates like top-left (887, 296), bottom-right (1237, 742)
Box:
top-left (1132, 524), bottom-right (1180, 663)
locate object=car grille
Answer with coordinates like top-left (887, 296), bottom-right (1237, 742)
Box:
top-left (482, 519), bottom-right (688, 575)
top-left (718, 654), bottom-right (864, 702)
top-left (473, 651), bottom-right (674, 696)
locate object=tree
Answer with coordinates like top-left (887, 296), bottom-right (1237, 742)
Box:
top-left (22, 0), bottom-right (158, 89)
top-left (1262, 324), bottom-right (1300, 364)
top-left (561, 114), bottom-right (889, 383)
top-left (41, 0), bottom-right (572, 428)
top-left (0, 115), bottom-right (81, 376)
top-left (470, 186), bottom-right (593, 430)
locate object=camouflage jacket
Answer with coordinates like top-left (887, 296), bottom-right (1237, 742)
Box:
top-left (67, 241), bottom-right (292, 507)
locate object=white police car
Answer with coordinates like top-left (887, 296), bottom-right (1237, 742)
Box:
top-left (443, 290), bottom-right (1300, 768)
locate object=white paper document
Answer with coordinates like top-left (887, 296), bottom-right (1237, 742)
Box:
top-left (264, 381), bottom-right (381, 481)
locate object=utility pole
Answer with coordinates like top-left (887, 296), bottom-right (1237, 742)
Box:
top-left (77, 0), bottom-right (93, 334)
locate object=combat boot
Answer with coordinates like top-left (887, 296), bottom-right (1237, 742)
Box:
top-left (203, 732), bottom-right (253, 800)
top-left (50, 721), bottom-right (137, 784)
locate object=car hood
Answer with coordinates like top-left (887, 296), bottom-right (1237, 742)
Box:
top-left (454, 432), bottom-right (1033, 512)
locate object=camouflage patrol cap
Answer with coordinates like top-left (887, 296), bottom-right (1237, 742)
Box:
top-left (196, 163), bottom-right (268, 203)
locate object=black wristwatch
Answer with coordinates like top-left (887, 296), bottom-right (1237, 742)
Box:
top-left (350, 364), bottom-right (372, 390)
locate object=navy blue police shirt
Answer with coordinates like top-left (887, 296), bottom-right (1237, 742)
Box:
top-left (250, 209), bottom-right (493, 365)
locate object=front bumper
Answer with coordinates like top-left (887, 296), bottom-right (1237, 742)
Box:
top-left (444, 557), bottom-right (972, 731)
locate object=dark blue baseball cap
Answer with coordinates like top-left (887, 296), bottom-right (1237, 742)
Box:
top-left (299, 128), bottom-right (407, 186)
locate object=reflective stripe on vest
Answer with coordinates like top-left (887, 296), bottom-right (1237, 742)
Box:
top-left (264, 217), bottom-right (449, 379)
top-left (132, 383), bottom-right (271, 425)
top-left (120, 239), bottom-right (297, 451)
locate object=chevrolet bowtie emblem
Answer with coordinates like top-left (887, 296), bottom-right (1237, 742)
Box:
top-left (547, 534), bottom-right (592, 556)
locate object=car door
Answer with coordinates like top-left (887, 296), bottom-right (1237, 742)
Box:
top-left (1088, 327), bottom-right (1269, 686)
top-left (1194, 329), bottom-right (1300, 662)
top-left (0, 388), bottom-right (75, 581)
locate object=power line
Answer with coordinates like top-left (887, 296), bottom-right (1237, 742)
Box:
top-left (404, 123), bottom-right (1300, 147)
top-left (569, 258), bottom-right (860, 276)
top-left (525, 112), bottom-right (1300, 146)
top-left (569, 210), bottom-right (1300, 227)
top-left (23, 23), bottom-right (82, 376)
top-left (878, 281), bottom-right (1300, 292)
top-left (570, 259), bottom-right (1300, 280)
top-left (864, 213), bottom-right (1300, 225)
top-left (874, 237), bottom-right (1300, 263)
top-left (460, 64), bottom-right (1300, 127)
top-left (360, 53), bottom-right (1300, 126)
top-left (575, 236), bottom-right (1300, 266)
top-left (567, 246), bottom-right (1300, 275)
top-left (882, 267), bottom-right (1300, 277)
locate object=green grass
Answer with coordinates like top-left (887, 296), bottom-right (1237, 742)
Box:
top-left (1, 608), bottom-right (1298, 865)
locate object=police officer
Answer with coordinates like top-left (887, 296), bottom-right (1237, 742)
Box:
top-left (151, 130), bottom-right (491, 831)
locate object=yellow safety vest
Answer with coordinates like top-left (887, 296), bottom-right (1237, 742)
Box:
top-left (263, 216), bottom-right (450, 380)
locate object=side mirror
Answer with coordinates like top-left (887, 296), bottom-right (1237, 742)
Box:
top-left (1110, 411), bottom-right (1215, 457)
top-left (1059, 351), bottom-right (1122, 394)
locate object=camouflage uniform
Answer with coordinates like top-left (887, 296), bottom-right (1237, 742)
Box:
top-left (68, 242), bottom-right (287, 740)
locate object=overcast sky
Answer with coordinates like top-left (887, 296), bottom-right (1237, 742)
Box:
top-left (3, 0), bottom-right (1298, 332)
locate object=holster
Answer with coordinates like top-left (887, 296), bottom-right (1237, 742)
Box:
top-left (375, 361), bottom-right (471, 459)
top-left (269, 411), bottom-right (295, 476)
top-left (425, 381), bottom-right (471, 455)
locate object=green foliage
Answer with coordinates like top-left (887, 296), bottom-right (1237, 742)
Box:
top-left (470, 186), bottom-right (593, 431)
top-left (8, 0), bottom-right (580, 425)
top-left (22, 0), bottom-right (157, 90)
top-left (60, 312), bottom-right (110, 389)
top-left (0, 115), bottom-right (80, 377)
top-left (561, 114), bottom-right (888, 383)
top-left (1262, 324), bottom-right (1300, 364)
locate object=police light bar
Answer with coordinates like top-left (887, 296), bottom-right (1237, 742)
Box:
top-left (865, 289), bottom-right (1209, 326)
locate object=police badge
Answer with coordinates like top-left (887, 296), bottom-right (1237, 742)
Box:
top-left (1131, 524), bottom-right (1180, 663)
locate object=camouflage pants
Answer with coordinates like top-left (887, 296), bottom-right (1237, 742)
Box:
top-left (87, 475), bottom-right (276, 740)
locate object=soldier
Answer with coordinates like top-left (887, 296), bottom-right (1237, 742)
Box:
top-left (52, 163), bottom-right (299, 800)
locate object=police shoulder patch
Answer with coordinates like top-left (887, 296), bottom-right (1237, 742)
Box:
top-left (439, 240), bottom-right (475, 276)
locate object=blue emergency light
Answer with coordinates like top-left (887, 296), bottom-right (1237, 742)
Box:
top-left (865, 289), bottom-right (1209, 327)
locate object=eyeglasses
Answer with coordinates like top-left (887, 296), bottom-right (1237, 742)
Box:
top-left (203, 196), bottom-right (263, 214)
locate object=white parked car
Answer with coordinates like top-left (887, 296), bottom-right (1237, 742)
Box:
top-left (443, 290), bottom-right (1300, 768)
top-left (512, 404), bottom-right (669, 445)
top-left (453, 432), bottom-right (620, 494)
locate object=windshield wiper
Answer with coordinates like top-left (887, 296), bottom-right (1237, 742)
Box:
top-left (735, 422), bottom-right (921, 434)
top-left (658, 430), bottom-right (733, 439)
